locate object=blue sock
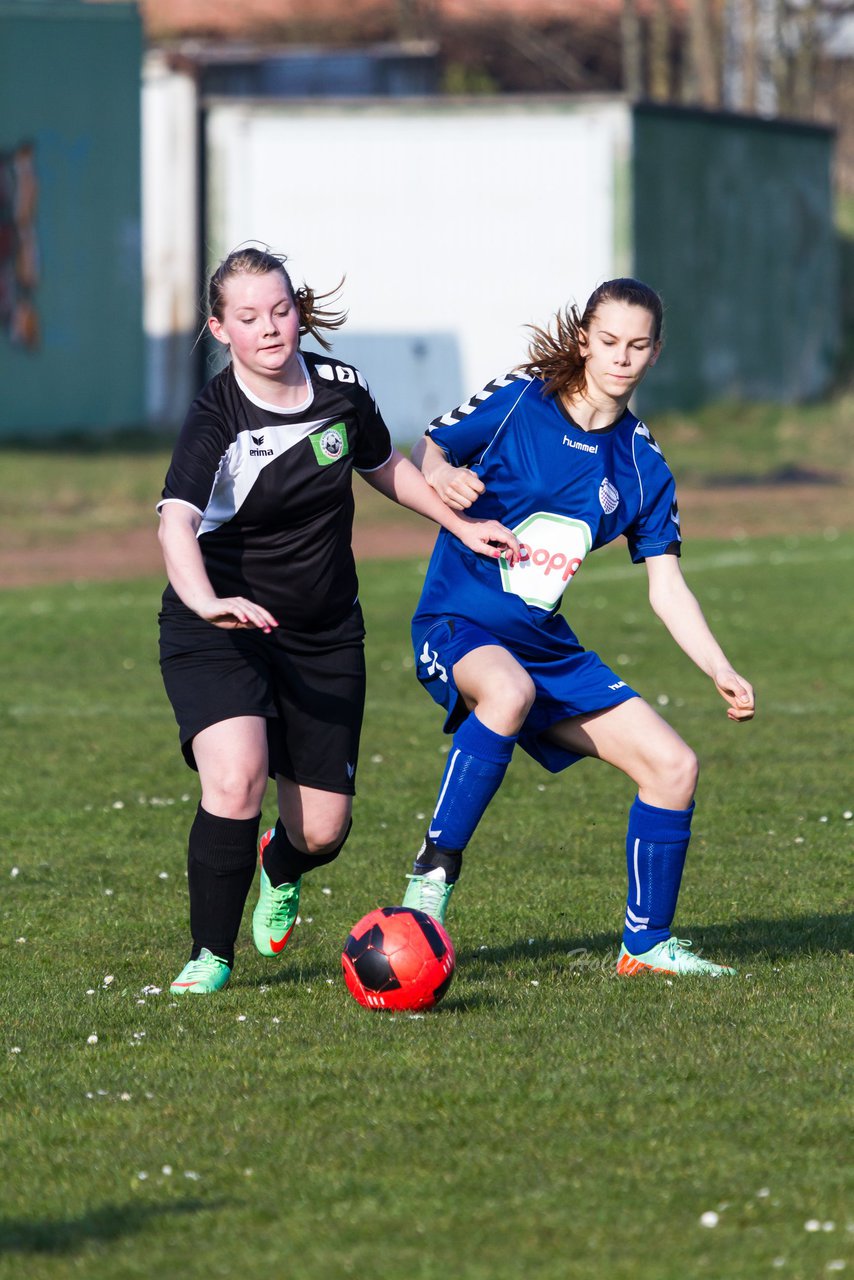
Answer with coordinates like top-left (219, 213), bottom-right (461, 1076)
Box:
top-left (622, 796), bottom-right (694, 955)
top-left (424, 713), bottom-right (517, 856)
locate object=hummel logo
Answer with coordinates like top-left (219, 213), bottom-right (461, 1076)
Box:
top-left (346, 762), bottom-right (355, 779)
top-left (419, 641), bottom-right (448, 683)
top-left (563, 435), bottom-right (598, 454)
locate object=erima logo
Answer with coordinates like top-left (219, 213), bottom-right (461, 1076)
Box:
top-left (249, 433), bottom-right (274, 457)
top-left (609, 681), bottom-right (627, 690)
top-left (563, 435), bottom-right (598, 454)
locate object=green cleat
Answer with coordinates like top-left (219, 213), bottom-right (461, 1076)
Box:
top-left (170, 947), bottom-right (231, 995)
top-left (402, 867), bottom-right (455, 925)
top-left (617, 938), bottom-right (736, 978)
top-left (252, 828), bottom-right (301, 957)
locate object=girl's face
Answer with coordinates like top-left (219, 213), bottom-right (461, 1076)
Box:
top-left (578, 300), bottom-right (661, 403)
top-left (208, 269), bottom-right (301, 383)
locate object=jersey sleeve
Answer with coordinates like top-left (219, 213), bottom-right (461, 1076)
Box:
top-left (157, 392), bottom-right (232, 516)
top-left (427, 374), bottom-right (532, 467)
top-left (625, 425), bottom-right (682, 562)
top-left (347, 372), bottom-right (394, 473)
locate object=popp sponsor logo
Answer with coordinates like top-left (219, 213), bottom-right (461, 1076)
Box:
top-left (516, 541), bottom-right (583, 585)
top-left (500, 512), bottom-right (593, 609)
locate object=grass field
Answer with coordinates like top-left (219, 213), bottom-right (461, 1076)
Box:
top-left (1, 521), bottom-right (852, 1279)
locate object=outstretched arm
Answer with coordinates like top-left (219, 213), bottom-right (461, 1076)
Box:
top-left (362, 447), bottom-right (519, 564)
top-left (645, 553), bottom-right (755, 722)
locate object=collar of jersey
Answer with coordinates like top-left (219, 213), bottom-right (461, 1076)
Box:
top-left (556, 396), bottom-right (633, 435)
top-left (234, 354), bottom-right (314, 415)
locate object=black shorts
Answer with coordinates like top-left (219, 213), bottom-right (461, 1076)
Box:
top-left (159, 603), bottom-right (366, 794)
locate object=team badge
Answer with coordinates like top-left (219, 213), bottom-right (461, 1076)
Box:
top-left (599, 478), bottom-right (619, 514)
top-left (310, 422), bottom-right (349, 466)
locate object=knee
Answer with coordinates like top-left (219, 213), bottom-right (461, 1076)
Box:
top-left (201, 769), bottom-right (267, 820)
top-left (662, 742), bottom-right (699, 807)
top-left (478, 670), bottom-right (536, 735)
top-left (290, 816), bottom-right (352, 858)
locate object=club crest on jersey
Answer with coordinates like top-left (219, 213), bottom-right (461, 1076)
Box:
top-left (599, 477), bottom-right (620, 514)
top-left (500, 512), bottom-right (593, 609)
top-left (310, 422), bottom-right (349, 466)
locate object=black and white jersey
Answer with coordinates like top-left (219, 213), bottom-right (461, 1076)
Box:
top-left (158, 351), bottom-right (393, 631)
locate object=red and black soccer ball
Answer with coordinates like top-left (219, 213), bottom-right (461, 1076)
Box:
top-left (342, 906), bottom-right (456, 1011)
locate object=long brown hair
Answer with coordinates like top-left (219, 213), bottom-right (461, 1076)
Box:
top-left (207, 245), bottom-right (347, 351)
top-left (519, 278), bottom-right (664, 400)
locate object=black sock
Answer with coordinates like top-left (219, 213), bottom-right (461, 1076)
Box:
top-left (262, 817), bottom-right (352, 887)
top-left (187, 805), bottom-right (260, 967)
top-left (412, 836), bottom-right (463, 884)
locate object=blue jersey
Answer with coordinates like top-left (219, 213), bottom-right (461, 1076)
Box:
top-left (413, 373), bottom-right (681, 657)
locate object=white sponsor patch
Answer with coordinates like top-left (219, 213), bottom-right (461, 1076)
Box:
top-left (499, 512), bottom-right (593, 609)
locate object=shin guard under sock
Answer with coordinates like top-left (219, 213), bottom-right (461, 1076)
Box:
top-left (262, 817), bottom-right (352, 888)
top-left (187, 805), bottom-right (260, 966)
top-left (622, 796), bottom-right (694, 955)
top-left (412, 713), bottom-right (516, 876)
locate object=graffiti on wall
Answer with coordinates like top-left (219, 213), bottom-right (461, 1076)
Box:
top-left (0, 141), bottom-right (40, 349)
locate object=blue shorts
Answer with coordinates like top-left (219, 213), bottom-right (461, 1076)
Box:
top-left (412, 615), bottom-right (638, 774)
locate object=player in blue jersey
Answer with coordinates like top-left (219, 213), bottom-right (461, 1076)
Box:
top-left (158, 246), bottom-right (518, 993)
top-left (401, 278), bottom-right (755, 977)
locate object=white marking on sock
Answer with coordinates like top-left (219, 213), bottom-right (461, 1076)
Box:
top-left (432, 749), bottom-right (459, 824)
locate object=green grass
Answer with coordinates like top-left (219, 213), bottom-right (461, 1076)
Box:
top-left (1, 534), bottom-right (852, 1279)
top-left (650, 393), bottom-right (854, 487)
top-left (0, 449), bottom-right (171, 549)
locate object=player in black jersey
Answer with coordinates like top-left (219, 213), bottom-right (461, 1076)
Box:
top-left (159, 246), bottom-right (518, 994)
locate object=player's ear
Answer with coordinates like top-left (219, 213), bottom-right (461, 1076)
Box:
top-left (649, 339), bottom-right (662, 367)
top-left (577, 326), bottom-right (590, 357)
top-left (208, 315), bottom-right (229, 347)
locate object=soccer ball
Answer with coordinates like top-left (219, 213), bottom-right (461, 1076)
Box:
top-left (342, 906), bottom-right (456, 1011)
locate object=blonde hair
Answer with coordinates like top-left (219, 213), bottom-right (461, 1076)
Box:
top-left (519, 278), bottom-right (664, 400)
top-left (208, 245), bottom-right (347, 352)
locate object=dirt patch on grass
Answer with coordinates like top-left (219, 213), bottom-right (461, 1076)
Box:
top-left (1, 481), bottom-right (850, 588)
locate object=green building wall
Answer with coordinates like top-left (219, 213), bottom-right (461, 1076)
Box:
top-left (0, 1), bottom-right (143, 437)
top-left (632, 104), bottom-right (838, 413)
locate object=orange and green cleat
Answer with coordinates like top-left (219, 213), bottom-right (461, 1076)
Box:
top-left (617, 937), bottom-right (736, 977)
top-left (252, 828), bottom-right (301, 957)
top-left (170, 947), bottom-right (232, 995)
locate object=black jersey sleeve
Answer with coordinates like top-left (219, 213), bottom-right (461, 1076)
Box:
top-left (157, 375), bottom-right (235, 515)
top-left (351, 379), bottom-right (393, 473)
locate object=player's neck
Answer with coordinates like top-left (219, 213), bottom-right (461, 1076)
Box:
top-left (560, 388), bottom-right (629, 433)
top-left (232, 355), bottom-right (309, 410)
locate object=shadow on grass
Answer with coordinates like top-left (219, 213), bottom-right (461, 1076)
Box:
top-left (0, 1197), bottom-right (222, 1255)
top-left (456, 911), bottom-right (854, 969)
